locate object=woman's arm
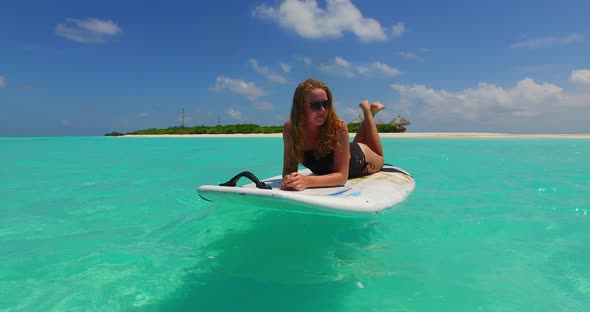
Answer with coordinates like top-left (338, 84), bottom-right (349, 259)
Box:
top-left (282, 120), bottom-right (297, 178)
top-left (282, 123), bottom-right (349, 190)
top-left (301, 125), bottom-right (349, 188)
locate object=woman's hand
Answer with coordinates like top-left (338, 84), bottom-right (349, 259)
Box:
top-left (280, 172), bottom-right (307, 191)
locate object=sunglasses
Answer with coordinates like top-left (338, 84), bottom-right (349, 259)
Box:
top-left (309, 100), bottom-right (332, 111)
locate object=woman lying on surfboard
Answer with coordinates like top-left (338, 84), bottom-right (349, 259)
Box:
top-left (281, 78), bottom-right (385, 191)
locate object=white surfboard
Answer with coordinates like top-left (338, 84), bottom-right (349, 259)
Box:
top-left (197, 164), bottom-right (415, 216)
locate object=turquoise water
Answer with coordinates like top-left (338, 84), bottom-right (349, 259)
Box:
top-left (1, 137), bottom-right (589, 311)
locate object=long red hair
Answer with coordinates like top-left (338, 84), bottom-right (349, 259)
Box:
top-left (289, 78), bottom-right (345, 164)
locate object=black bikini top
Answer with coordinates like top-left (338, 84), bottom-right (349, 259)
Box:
top-left (302, 150), bottom-right (334, 175)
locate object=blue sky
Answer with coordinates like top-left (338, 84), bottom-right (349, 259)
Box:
top-left (1, 0), bottom-right (590, 136)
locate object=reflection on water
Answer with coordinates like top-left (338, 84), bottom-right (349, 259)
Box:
top-left (143, 208), bottom-right (388, 311)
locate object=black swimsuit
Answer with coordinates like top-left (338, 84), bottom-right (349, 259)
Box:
top-left (302, 142), bottom-right (374, 179)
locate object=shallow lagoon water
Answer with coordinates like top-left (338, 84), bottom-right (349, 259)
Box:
top-left (1, 137), bottom-right (589, 311)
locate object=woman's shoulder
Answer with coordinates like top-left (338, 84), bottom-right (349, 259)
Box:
top-left (283, 119), bottom-right (292, 132)
top-left (336, 119), bottom-right (347, 131)
top-left (282, 120), bottom-right (292, 140)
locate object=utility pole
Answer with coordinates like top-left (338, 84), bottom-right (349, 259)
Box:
top-left (182, 108), bottom-right (185, 127)
top-left (218, 112), bottom-right (221, 126)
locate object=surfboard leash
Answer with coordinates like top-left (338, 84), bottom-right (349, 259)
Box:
top-left (219, 171), bottom-right (272, 190)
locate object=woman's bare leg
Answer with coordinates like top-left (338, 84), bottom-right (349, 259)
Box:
top-left (353, 100), bottom-right (384, 156)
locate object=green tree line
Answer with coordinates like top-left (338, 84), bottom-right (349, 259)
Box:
top-left (105, 123), bottom-right (405, 136)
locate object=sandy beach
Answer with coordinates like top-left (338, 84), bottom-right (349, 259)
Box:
top-left (122, 132), bottom-right (590, 139)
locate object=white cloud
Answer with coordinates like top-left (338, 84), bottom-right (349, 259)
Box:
top-left (303, 57), bottom-right (312, 65)
top-left (570, 69), bottom-right (590, 88)
top-left (399, 51), bottom-right (422, 61)
top-left (280, 63), bottom-right (292, 73)
top-left (391, 74), bottom-right (590, 128)
top-left (0, 75), bottom-right (5, 89)
top-left (249, 59), bottom-right (289, 84)
top-left (211, 76), bottom-right (267, 101)
top-left (253, 0), bottom-right (389, 42)
top-left (227, 107), bottom-right (242, 120)
top-left (366, 61), bottom-right (400, 77)
top-left (510, 33), bottom-right (583, 49)
top-left (399, 48), bottom-right (430, 61)
top-left (319, 57), bottom-right (400, 78)
top-left (392, 22), bottom-right (405, 37)
top-left (399, 51), bottom-right (418, 60)
top-left (211, 76), bottom-right (274, 110)
top-left (318, 56), bottom-right (355, 78)
top-left (253, 4), bottom-right (275, 18)
top-left (55, 18), bottom-right (121, 44)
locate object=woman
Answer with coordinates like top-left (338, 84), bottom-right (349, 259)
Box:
top-left (281, 78), bottom-right (385, 191)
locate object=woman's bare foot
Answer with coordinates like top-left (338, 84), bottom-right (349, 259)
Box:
top-left (370, 101), bottom-right (385, 117)
top-left (360, 100), bottom-right (386, 117)
top-left (359, 100), bottom-right (371, 115)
